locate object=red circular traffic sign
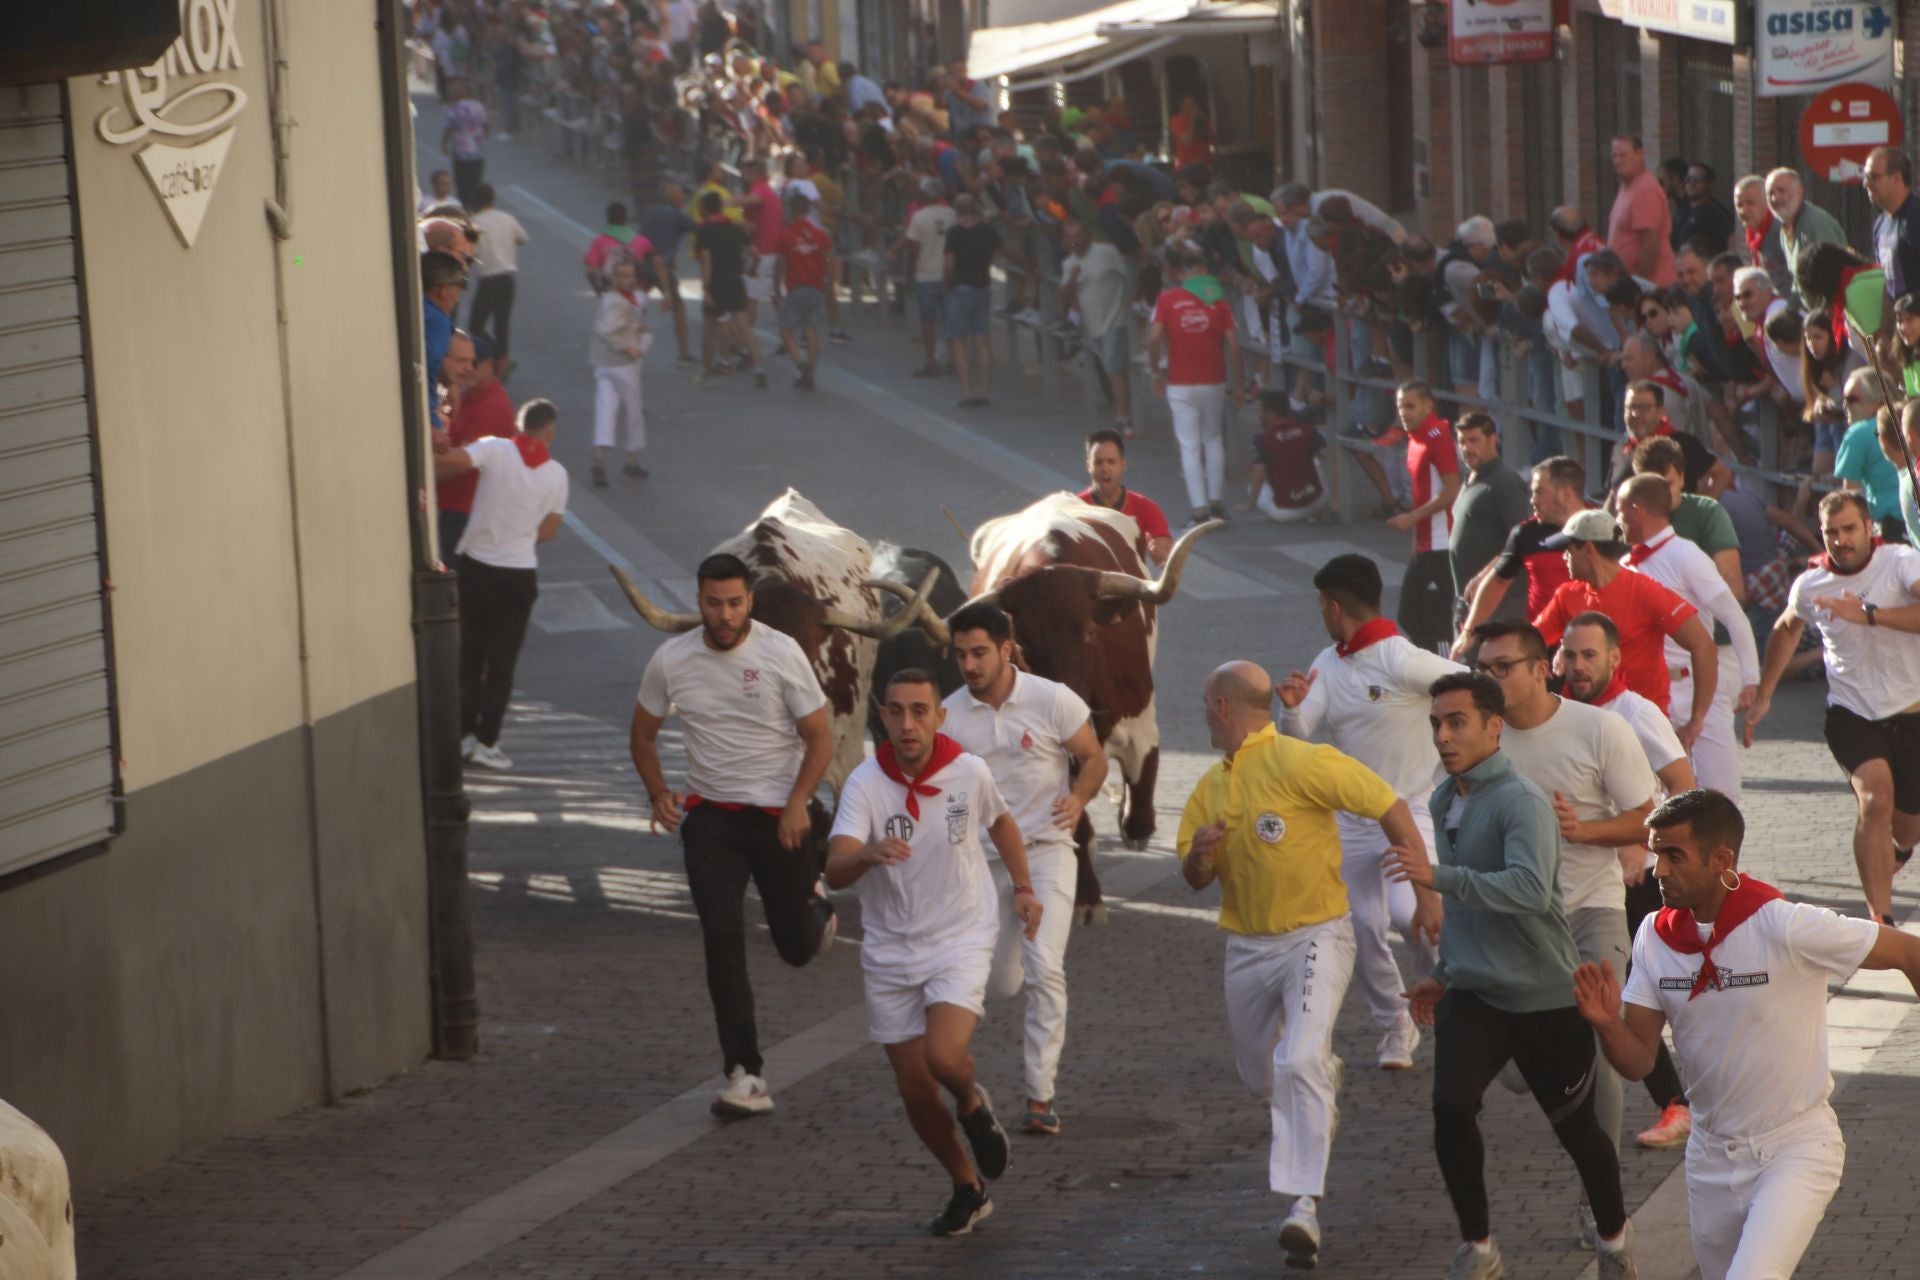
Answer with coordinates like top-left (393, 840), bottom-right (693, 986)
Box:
top-left (1800, 81), bottom-right (1904, 185)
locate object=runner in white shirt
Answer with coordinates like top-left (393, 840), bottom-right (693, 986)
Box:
top-left (940, 601), bottom-right (1107, 1136)
top-left (1559, 611), bottom-right (1701, 1151)
top-left (1577, 788), bottom-right (1920, 1280)
top-left (1747, 491), bottom-right (1920, 925)
top-left (1278, 553), bottom-right (1452, 1068)
top-left (1615, 474), bottom-right (1760, 801)
top-left (629, 553), bottom-right (838, 1118)
top-left (827, 669), bottom-right (1042, 1237)
top-left (1467, 619), bottom-right (1658, 1237)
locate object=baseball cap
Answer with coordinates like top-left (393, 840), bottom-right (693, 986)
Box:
top-left (1541, 508), bottom-right (1624, 550)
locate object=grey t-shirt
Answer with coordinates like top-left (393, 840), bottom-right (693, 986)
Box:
top-left (1449, 461), bottom-right (1530, 608)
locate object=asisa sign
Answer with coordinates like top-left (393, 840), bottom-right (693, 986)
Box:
top-left (1757, 0), bottom-right (1896, 97)
top-left (94, 0), bottom-right (249, 248)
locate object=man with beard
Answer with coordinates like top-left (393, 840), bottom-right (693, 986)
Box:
top-left (630, 554), bottom-right (839, 1117)
top-left (1747, 491), bottom-right (1920, 924)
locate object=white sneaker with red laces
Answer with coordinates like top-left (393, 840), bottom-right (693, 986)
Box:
top-left (1636, 1101), bottom-right (1692, 1149)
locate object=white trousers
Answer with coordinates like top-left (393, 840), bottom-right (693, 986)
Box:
top-left (1256, 461), bottom-right (1329, 524)
top-left (1167, 382), bottom-right (1227, 509)
top-left (986, 843), bottom-right (1077, 1102)
top-left (1337, 801), bottom-right (1437, 1030)
top-left (1686, 1105), bottom-right (1845, 1280)
top-left (593, 363), bottom-right (645, 452)
top-left (1669, 644), bottom-right (1742, 802)
top-left (1224, 915), bottom-right (1357, 1198)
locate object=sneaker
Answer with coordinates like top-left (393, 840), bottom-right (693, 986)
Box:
top-left (958, 1083), bottom-right (1011, 1180)
top-left (1278, 1196), bottom-right (1321, 1270)
top-left (468, 742), bottom-right (514, 771)
top-left (1445, 1240), bottom-right (1504, 1280)
top-left (928, 1181), bottom-right (992, 1236)
top-left (829, 329), bottom-right (852, 345)
top-left (754, 370), bottom-right (768, 389)
top-left (1023, 1099), bottom-right (1060, 1136)
top-left (813, 879), bottom-right (837, 957)
top-left (1377, 1019), bottom-right (1420, 1071)
top-left (622, 460), bottom-right (649, 478)
top-left (460, 733), bottom-right (479, 761)
top-left (711, 1065), bottom-right (774, 1118)
top-left (1635, 1101), bottom-right (1691, 1149)
top-left (1575, 1201), bottom-right (1597, 1250)
top-left (1596, 1219), bottom-right (1638, 1278)
top-left (590, 461), bottom-right (609, 488)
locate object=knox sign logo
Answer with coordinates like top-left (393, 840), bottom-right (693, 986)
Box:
top-left (1758, 0), bottom-right (1897, 97)
top-left (93, 0), bottom-right (249, 248)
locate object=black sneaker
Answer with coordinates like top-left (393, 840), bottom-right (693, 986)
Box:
top-left (622, 460), bottom-right (649, 478)
top-left (929, 1182), bottom-right (993, 1237)
top-left (590, 461), bottom-right (609, 489)
top-left (829, 329), bottom-right (852, 345)
top-left (1207, 501), bottom-right (1231, 522)
top-left (958, 1084), bottom-right (1010, 1180)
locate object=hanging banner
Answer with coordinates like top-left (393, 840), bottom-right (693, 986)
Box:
top-left (1450, 0), bottom-right (1556, 65)
top-left (1617, 0), bottom-right (1738, 43)
top-left (1757, 0), bottom-right (1896, 96)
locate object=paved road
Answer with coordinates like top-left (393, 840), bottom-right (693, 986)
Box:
top-left (73, 100), bottom-right (1920, 1280)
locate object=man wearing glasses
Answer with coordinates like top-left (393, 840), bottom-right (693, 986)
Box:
top-left (1607, 379), bottom-right (1731, 498)
top-left (422, 250), bottom-right (468, 431)
top-left (1863, 147), bottom-right (1920, 317)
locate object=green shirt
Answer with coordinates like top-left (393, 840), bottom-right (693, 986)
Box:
top-left (1778, 201), bottom-right (1848, 303)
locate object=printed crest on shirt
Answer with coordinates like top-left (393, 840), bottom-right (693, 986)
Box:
top-left (1660, 968), bottom-right (1770, 993)
top-left (1255, 811), bottom-right (1287, 844)
top-left (741, 668), bottom-right (760, 697)
top-left (945, 794), bottom-right (971, 844)
top-left (885, 813), bottom-right (915, 841)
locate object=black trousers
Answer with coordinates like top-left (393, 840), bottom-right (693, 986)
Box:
top-left (681, 805), bottom-right (830, 1075)
top-left (1624, 875), bottom-right (1688, 1108)
top-left (1399, 548), bottom-right (1456, 654)
top-left (1432, 990), bottom-right (1627, 1243)
top-left (457, 554), bottom-right (537, 746)
top-left (469, 273), bottom-right (517, 359)
top-left (452, 156), bottom-right (486, 210)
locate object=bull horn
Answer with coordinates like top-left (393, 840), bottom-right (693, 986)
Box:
top-left (1092, 518), bottom-right (1223, 605)
top-left (609, 565), bottom-right (701, 632)
top-left (821, 568), bottom-right (940, 640)
top-left (861, 577), bottom-right (953, 649)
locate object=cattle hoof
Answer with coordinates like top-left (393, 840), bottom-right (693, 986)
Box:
top-left (1077, 903), bottom-right (1110, 927)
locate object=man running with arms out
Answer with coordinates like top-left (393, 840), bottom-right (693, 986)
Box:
top-left (826, 669), bottom-right (1042, 1236)
top-left (1080, 429), bottom-right (1173, 566)
top-left (1747, 491), bottom-right (1920, 924)
top-left (1453, 455), bottom-right (1589, 658)
top-left (1577, 788), bottom-right (1920, 1278)
top-left (1387, 672), bottom-right (1638, 1280)
top-left (942, 601), bottom-right (1107, 1137)
top-left (1558, 611), bottom-right (1699, 1150)
top-left (630, 554), bottom-right (838, 1117)
top-left (1180, 660), bottom-right (1432, 1270)
top-left (1278, 554), bottom-right (1451, 1070)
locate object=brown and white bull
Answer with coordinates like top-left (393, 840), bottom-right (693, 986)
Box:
top-left (609, 489), bottom-right (936, 797)
top-left (962, 493), bottom-right (1218, 919)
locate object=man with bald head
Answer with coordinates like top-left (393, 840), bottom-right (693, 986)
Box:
top-left (1179, 660), bottom-right (1429, 1270)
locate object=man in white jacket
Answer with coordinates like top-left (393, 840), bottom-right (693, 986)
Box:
top-left (590, 256), bottom-right (650, 487)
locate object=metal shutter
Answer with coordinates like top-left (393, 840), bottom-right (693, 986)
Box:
top-left (0, 83), bottom-right (118, 876)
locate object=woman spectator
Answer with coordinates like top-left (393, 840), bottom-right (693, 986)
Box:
top-left (1893, 293), bottom-right (1920, 397)
top-left (1792, 241), bottom-right (1886, 365)
top-left (1170, 95), bottom-right (1213, 172)
top-left (1798, 309), bottom-right (1855, 478)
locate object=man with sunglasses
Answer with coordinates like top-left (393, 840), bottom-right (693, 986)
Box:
top-left (1670, 164), bottom-right (1734, 263)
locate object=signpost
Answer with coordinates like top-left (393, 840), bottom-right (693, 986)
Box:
top-left (1450, 0), bottom-right (1555, 65)
top-left (1757, 0), bottom-right (1897, 96)
top-left (1798, 81), bottom-right (1904, 182)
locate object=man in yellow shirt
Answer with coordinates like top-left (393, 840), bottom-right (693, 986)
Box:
top-left (1179, 660), bottom-right (1435, 1271)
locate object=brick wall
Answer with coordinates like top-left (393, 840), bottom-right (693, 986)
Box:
top-left (1311, 0), bottom-right (1394, 209)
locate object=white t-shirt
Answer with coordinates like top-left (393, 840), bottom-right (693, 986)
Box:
top-left (831, 752), bottom-right (1007, 974)
top-left (1790, 544), bottom-right (1920, 719)
top-left (469, 207), bottom-right (529, 277)
top-left (1624, 527), bottom-right (1760, 687)
top-left (1760, 298), bottom-right (1804, 401)
top-left (1501, 697), bottom-right (1658, 913)
top-left (942, 672), bottom-right (1090, 854)
top-left (1066, 242), bottom-right (1127, 338)
top-left (664, 0), bottom-right (696, 42)
top-left (636, 622), bottom-right (828, 808)
top-left (905, 204), bottom-right (957, 283)
top-left (1280, 634), bottom-right (1464, 799)
top-left (1623, 899), bottom-right (1877, 1138)
top-left (1595, 686), bottom-right (1687, 775)
top-left (456, 436), bottom-right (568, 570)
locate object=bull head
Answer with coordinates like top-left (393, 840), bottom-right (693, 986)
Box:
top-left (609, 564), bottom-right (941, 640)
top-left (1091, 518), bottom-right (1222, 605)
top-left (861, 577), bottom-right (953, 649)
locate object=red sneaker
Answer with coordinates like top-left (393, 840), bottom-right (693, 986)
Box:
top-left (1636, 1101), bottom-right (1692, 1149)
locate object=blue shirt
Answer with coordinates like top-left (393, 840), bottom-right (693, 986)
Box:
top-left (639, 204), bottom-right (697, 262)
top-left (424, 297), bottom-right (454, 428)
top-left (1834, 417), bottom-right (1904, 521)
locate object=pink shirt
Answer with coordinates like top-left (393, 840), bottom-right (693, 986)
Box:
top-left (1608, 168), bottom-right (1675, 286)
top-left (746, 180), bottom-right (784, 255)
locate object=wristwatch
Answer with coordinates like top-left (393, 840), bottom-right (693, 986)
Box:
top-left (1865, 602), bottom-right (1880, 627)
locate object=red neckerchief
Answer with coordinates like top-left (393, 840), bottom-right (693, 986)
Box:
top-left (1829, 264), bottom-right (1869, 347)
top-left (1591, 671), bottom-right (1631, 706)
top-left (1744, 212), bottom-right (1774, 265)
top-left (1654, 877), bottom-right (1785, 1000)
top-left (1809, 539), bottom-right (1883, 574)
top-left (1337, 617), bottom-right (1400, 658)
top-left (1623, 527), bottom-right (1675, 567)
top-left (876, 733), bottom-right (964, 819)
top-left (1651, 370), bottom-right (1688, 400)
top-left (617, 288), bottom-right (639, 305)
top-left (513, 434), bottom-right (550, 468)
top-left (1621, 417), bottom-right (1678, 455)
top-left (1551, 229), bottom-right (1604, 286)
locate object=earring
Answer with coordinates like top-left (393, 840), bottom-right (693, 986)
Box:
top-left (1719, 869), bottom-right (1742, 892)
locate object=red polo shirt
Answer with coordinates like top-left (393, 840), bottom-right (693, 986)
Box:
top-left (1079, 486), bottom-right (1172, 558)
top-left (1405, 414), bottom-right (1458, 554)
top-left (1535, 569), bottom-right (1698, 714)
top-left (438, 379), bottom-right (516, 514)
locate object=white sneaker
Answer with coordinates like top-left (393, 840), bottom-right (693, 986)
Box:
top-left (711, 1066), bottom-right (774, 1118)
top-left (468, 742), bottom-right (514, 770)
top-left (1575, 1201), bottom-right (1597, 1249)
top-left (1446, 1239), bottom-right (1504, 1280)
top-left (1278, 1195), bottom-right (1320, 1268)
top-left (459, 733), bottom-right (478, 760)
top-left (1377, 1019), bottom-right (1420, 1070)
top-left (813, 878), bottom-right (837, 956)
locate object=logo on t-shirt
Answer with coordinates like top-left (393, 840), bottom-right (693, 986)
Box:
top-left (741, 669), bottom-right (761, 697)
top-left (1255, 812), bottom-right (1287, 844)
top-left (945, 795), bottom-right (971, 845)
top-left (1661, 969), bottom-right (1770, 993)
top-left (885, 813), bottom-right (915, 841)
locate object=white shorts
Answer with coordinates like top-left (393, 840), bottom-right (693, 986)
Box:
top-left (746, 254), bottom-right (777, 302)
top-left (865, 948), bottom-right (993, 1045)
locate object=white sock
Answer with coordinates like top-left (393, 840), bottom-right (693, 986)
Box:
top-left (1597, 1229), bottom-right (1627, 1253)
top-left (1291, 1195), bottom-right (1316, 1216)
top-left (1469, 1239), bottom-right (1494, 1255)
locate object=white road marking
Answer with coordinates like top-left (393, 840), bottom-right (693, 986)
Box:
top-left (531, 581), bottom-right (630, 633)
top-left (1273, 539), bottom-right (1408, 588)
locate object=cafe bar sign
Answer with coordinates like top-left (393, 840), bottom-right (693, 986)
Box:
top-left (94, 0), bottom-right (248, 249)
